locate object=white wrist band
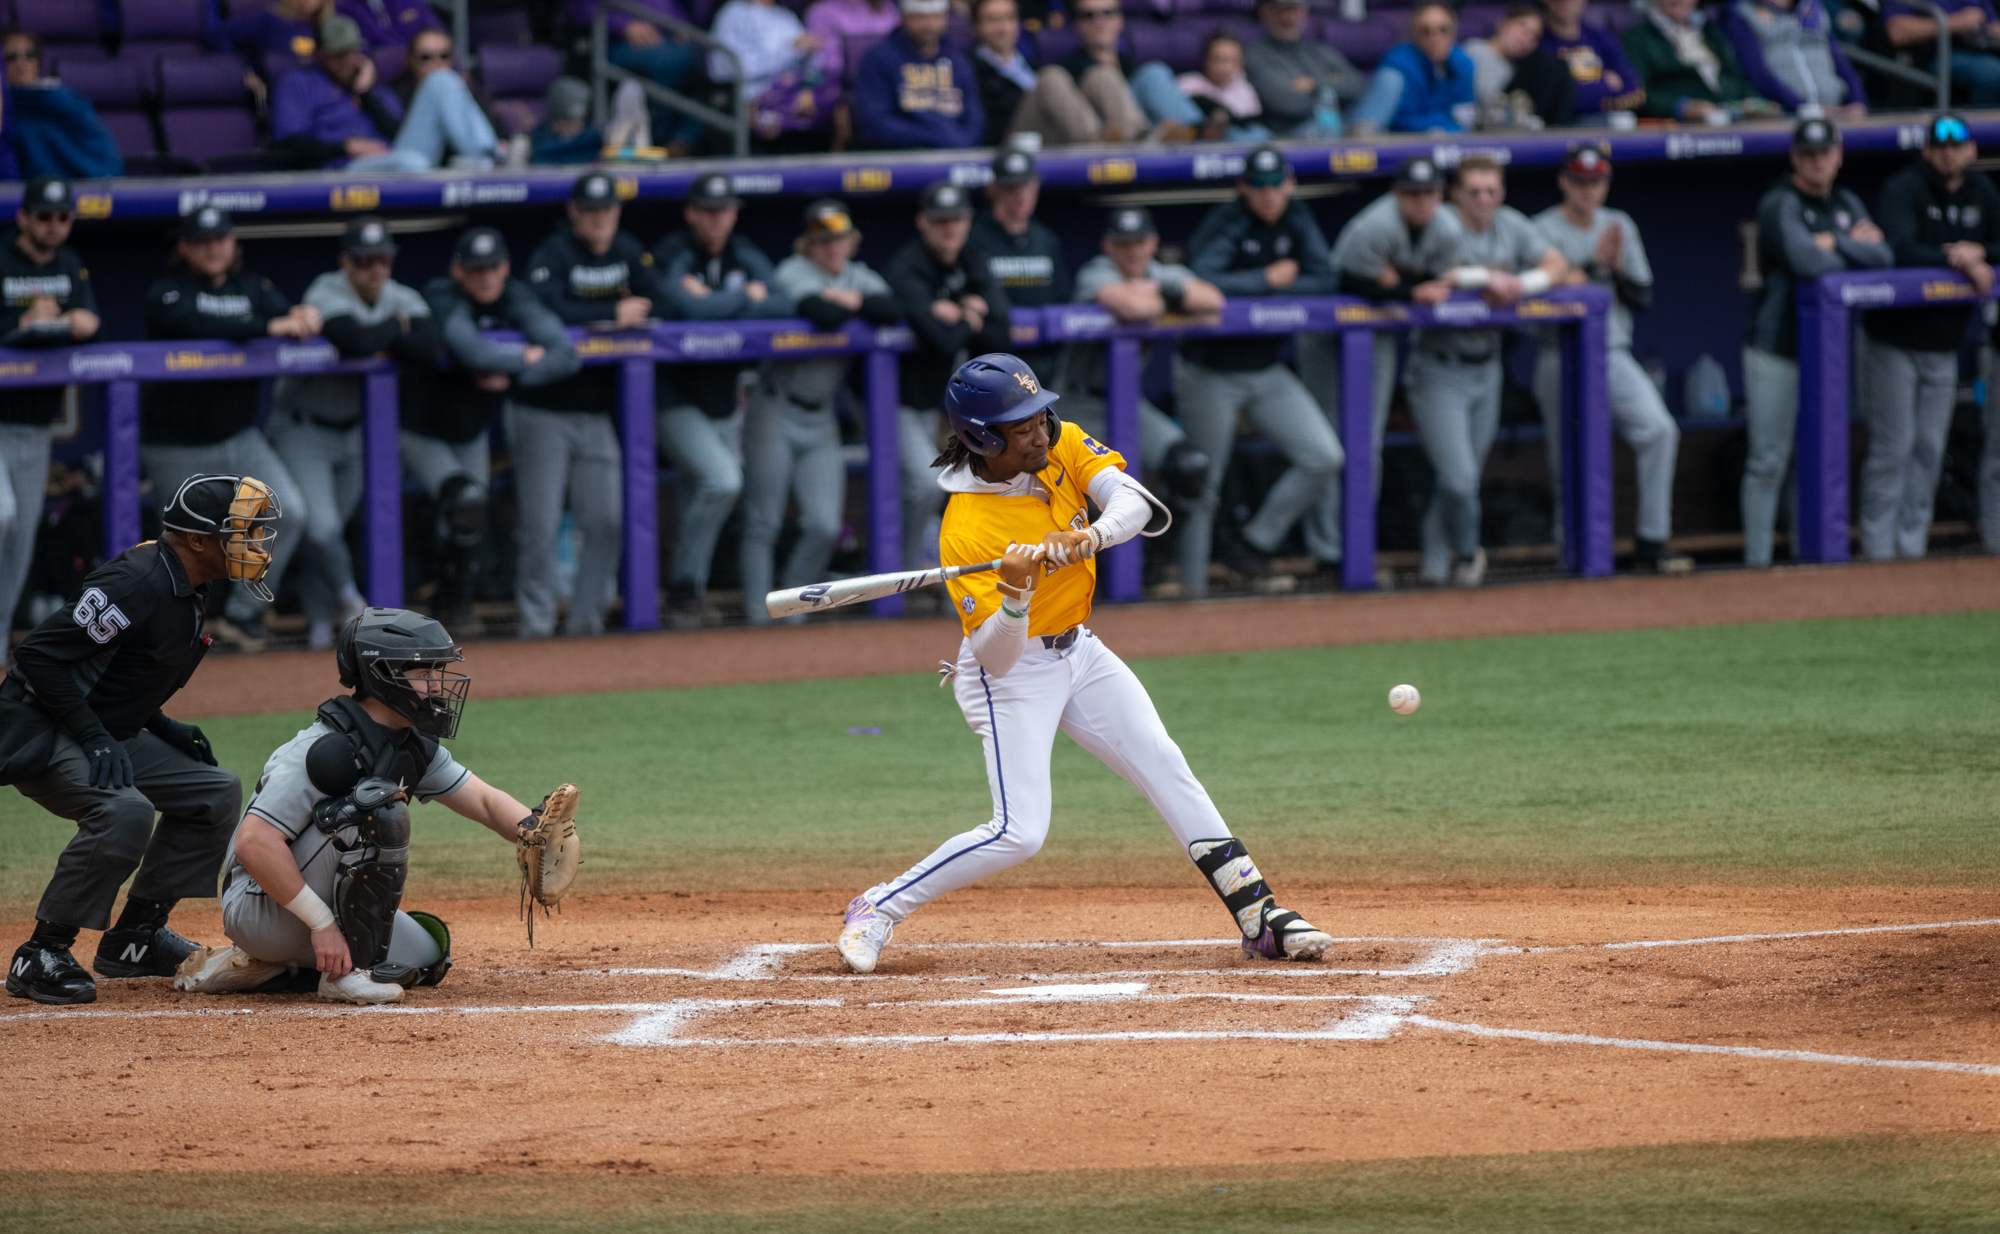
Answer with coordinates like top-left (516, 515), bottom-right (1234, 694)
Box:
top-left (1449, 265), bottom-right (1492, 289)
top-left (1519, 269), bottom-right (1553, 296)
top-left (284, 886), bottom-right (336, 931)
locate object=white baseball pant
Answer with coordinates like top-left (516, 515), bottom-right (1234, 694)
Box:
top-left (1534, 344), bottom-right (1681, 545)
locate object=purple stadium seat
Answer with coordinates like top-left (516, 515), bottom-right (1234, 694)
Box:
top-left (52, 58), bottom-right (159, 157)
top-left (1319, 15), bottom-right (1400, 69)
top-left (122, 0), bottom-right (208, 42)
top-left (161, 106), bottom-right (259, 161)
top-left (13, 0), bottom-right (104, 46)
top-left (1129, 24), bottom-right (1209, 72)
top-left (842, 31), bottom-right (887, 85)
top-left (1208, 14), bottom-right (1261, 46)
top-left (1457, 5), bottom-right (1504, 38)
top-left (373, 44), bottom-right (405, 82)
top-left (480, 42), bottom-right (561, 131)
top-left (160, 52), bottom-right (252, 104)
top-left (469, 8), bottom-right (534, 49)
top-left (1585, 2), bottom-right (1642, 32)
top-left (1034, 25), bottom-right (1080, 63)
top-left (223, 0), bottom-right (271, 15)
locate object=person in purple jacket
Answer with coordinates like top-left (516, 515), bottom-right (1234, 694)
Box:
top-left (215, 0), bottom-right (330, 97)
top-left (852, 0), bottom-right (984, 149)
top-left (271, 15), bottom-right (498, 170)
top-left (568, 0), bottom-right (708, 152)
top-left (1884, 0), bottom-right (2000, 105)
top-left (336, 0), bottom-right (444, 51)
top-left (1539, 0), bottom-right (1646, 114)
top-left (1721, 0), bottom-right (1867, 114)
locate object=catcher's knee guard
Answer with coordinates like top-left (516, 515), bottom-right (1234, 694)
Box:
top-left (1189, 837), bottom-right (1275, 939)
top-left (318, 778), bottom-right (412, 973)
top-left (436, 475), bottom-right (487, 551)
top-left (1162, 439), bottom-right (1211, 503)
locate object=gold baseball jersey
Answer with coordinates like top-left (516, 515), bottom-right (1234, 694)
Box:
top-left (941, 425), bottom-right (1126, 638)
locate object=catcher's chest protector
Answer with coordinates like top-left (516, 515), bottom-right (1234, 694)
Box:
top-left (316, 696), bottom-right (439, 789)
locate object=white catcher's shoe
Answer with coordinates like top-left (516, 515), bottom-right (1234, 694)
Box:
top-left (836, 891), bottom-right (894, 974)
top-left (173, 944), bottom-right (287, 994)
top-left (318, 968), bottom-right (404, 1005)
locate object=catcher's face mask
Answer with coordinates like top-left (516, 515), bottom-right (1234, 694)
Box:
top-left (222, 477), bottom-right (280, 599)
top-left (370, 656), bottom-right (472, 739)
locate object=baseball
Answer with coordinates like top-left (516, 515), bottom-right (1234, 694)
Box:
top-left (1388, 684), bottom-right (1421, 715)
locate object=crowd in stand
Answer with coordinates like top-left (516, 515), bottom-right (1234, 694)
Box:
top-left (0, 0), bottom-right (1993, 174)
top-left (3, 116), bottom-right (1998, 648)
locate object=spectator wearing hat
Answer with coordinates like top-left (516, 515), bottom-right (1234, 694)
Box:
top-left (531, 77), bottom-right (606, 164)
top-left (1861, 115), bottom-right (2000, 560)
top-left (970, 0), bottom-right (1038, 145)
top-left (420, 228), bottom-right (579, 630)
top-left (1315, 158), bottom-right (1462, 571)
top-left (141, 209), bottom-right (321, 650)
top-left (1463, 5), bottom-right (1575, 128)
top-left (0, 29), bottom-right (123, 179)
top-left (1622, 0), bottom-right (1773, 122)
top-left (1006, 0), bottom-right (1208, 146)
top-left (1180, 145), bottom-right (1342, 596)
top-left (268, 217), bottom-right (440, 650)
top-left (1244, 0), bottom-right (1363, 139)
top-left (1884, 0), bottom-right (2000, 106)
top-left (272, 15), bottom-right (501, 171)
top-left (1539, 0), bottom-right (1646, 116)
top-left (1350, 2), bottom-right (1478, 134)
top-left (567, 0), bottom-right (709, 154)
top-left (654, 173), bottom-right (796, 627)
top-left (1532, 147), bottom-right (1690, 576)
top-left (884, 182), bottom-right (1012, 573)
top-left (853, 0), bottom-right (985, 150)
top-left (336, 0), bottom-right (444, 51)
top-left (807, 0), bottom-right (903, 81)
top-left (1720, 0), bottom-right (1868, 115)
top-left (744, 200), bottom-right (901, 625)
top-left (1178, 31), bottom-right (1269, 143)
top-left (0, 176), bottom-right (99, 646)
top-left (1060, 206), bottom-right (1217, 499)
top-left (1743, 119), bottom-right (1890, 567)
top-left (970, 149), bottom-right (1069, 388)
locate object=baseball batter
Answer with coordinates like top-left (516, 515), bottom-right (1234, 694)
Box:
top-left (835, 353), bottom-right (1335, 973)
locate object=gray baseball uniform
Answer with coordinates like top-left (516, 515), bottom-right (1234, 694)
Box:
top-left (1057, 254), bottom-right (1190, 476)
top-left (218, 717), bottom-right (466, 970)
top-left (1530, 204), bottom-right (1680, 545)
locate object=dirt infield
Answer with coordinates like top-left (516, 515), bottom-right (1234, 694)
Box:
top-left (6, 886), bottom-right (1994, 1178)
top-left (166, 556), bottom-right (2000, 718)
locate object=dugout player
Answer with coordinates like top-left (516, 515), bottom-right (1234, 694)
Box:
top-left (0, 176), bottom-right (100, 652)
top-left (1532, 146), bottom-right (1691, 575)
top-left (655, 172), bottom-right (794, 628)
top-left (1410, 155), bottom-right (1566, 587)
top-left (175, 608), bottom-right (553, 1005)
top-left (835, 353), bottom-right (1334, 974)
top-left (142, 208), bottom-right (320, 650)
top-left (423, 228), bottom-right (580, 632)
top-left (885, 182), bottom-right (1013, 574)
top-left (1181, 144), bottom-right (1343, 597)
top-left (2, 475), bottom-right (274, 1005)
top-left (1744, 119), bottom-right (1891, 567)
top-left (743, 199), bottom-right (900, 626)
top-left (970, 148), bottom-right (1069, 388)
top-left (1860, 115), bottom-right (2000, 561)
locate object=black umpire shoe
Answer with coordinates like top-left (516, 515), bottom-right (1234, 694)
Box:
top-left (7, 941), bottom-right (98, 1004)
top-left (93, 922), bottom-right (201, 978)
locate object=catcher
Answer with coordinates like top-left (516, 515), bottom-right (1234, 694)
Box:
top-left (176, 608), bottom-right (580, 1004)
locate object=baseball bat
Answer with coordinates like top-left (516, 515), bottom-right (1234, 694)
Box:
top-left (765, 558), bottom-right (1007, 619)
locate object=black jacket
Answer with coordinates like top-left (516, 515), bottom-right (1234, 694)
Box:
top-left (141, 266), bottom-right (291, 445)
top-left (1185, 197), bottom-right (1336, 371)
top-left (0, 232), bottom-right (97, 426)
top-left (970, 210), bottom-right (1068, 385)
top-left (1865, 160), bottom-right (2000, 353)
top-left (517, 227), bottom-right (664, 413)
top-left (972, 53), bottom-right (1030, 146)
top-left (883, 238), bottom-right (1012, 411)
top-left (653, 229), bottom-right (793, 418)
top-left (422, 274), bottom-right (580, 442)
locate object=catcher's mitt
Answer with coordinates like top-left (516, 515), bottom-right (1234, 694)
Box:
top-left (518, 783), bottom-right (581, 945)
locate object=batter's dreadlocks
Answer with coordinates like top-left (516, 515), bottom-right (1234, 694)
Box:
top-left (932, 435), bottom-right (977, 473)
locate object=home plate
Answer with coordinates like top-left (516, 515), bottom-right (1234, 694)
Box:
top-left (981, 983), bottom-right (1150, 1001)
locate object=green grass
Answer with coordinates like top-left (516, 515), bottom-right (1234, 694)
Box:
top-left (4, 611), bottom-right (1998, 912)
top-left (5, 1134), bottom-right (1997, 1232)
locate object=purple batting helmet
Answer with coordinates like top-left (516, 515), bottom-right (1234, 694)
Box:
top-left (943, 352), bottom-right (1061, 458)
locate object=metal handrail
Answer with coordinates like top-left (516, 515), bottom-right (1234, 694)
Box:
top-left (1887, 0), bottom-right (1954, 108)
top-left (1842, 44), bottom-right (1942, 96)
top-left (590, 0), bottom-right (749, 157)
top-left (425, 0), bottom-right (471, 74)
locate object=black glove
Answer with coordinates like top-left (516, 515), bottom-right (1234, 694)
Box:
top-left (79, 723), bottom-right (134, 790)
top-left (146, 711), bottom-right (217, 767)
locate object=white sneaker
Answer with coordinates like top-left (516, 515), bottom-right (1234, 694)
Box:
top-left (1450, 547), bottom-right (1487, 588)
top-left (318, 968), bottom-right (404, 1005)
top-left (173, 944), bottom-right (286, 994)
top-left (836, 891), bottom-right (894, 974)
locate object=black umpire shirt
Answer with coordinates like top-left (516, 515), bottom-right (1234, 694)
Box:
top-left (1184, 197), bottom-right (1337, 371)
top-left (0, 540), bottom-right (214, 775)
top-left (523, 227), bottom-right (663, 413)
top-left (142, 266), bottom-right (291, 445)
top-left (0, 230), bottom-right (96, 426)
top-left (970, 210), bottom-right (1068, 385)
top-left (1865, 159), bottom-right (2000, 353)
top-left (883, 238), bottom-right (1012, 411)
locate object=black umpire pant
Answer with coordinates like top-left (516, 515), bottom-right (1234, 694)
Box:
top-left (14, 730), bottom-right (241, 931)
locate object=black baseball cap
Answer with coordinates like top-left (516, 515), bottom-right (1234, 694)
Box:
top-left (1394, 157), bottom-right (1443, 191)
top-left (21, 176), bottom-right (74, 214)
top-left (1928, 113), bottom-right (1971, 146)
top-left (571, 171), bottom-right (619, 208)
top-left (1242, 144), bottom-right (1291, 188)
top-left (991, 148), bottom-right (1038, 186)
top-left (1561, 144), bottom-right (1612, 181)
top-left (452, 226), bottom-right (509, 268)
top-left (1793, 117), bottom-right (1840, 153)
top-left (919, 181), bottom-right (972, 219)
top-left (802, 198), bottom-right (855, 239)
top-left (688, 172), bottom-right (740, 208)
top-left (1104, 205), bottom-right (1156, 240)
top-left (342, 215), bottom-right (397, 258)
top-left (180, 205), bottom-right (232, 240)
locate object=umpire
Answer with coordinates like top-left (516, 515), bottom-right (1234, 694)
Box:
top-left (2, 475), bottom-right (268, 1005)
top-left (1859, 114), bottom-right (2000, 561)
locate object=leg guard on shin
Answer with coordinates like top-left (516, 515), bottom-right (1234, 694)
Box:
top-left (1162, 439), bottom-right (1211, 503)
top-left (1188, 837), bottom-right (1334, 961)
top-left (331, 794), bottom-right (411, 975)
top-left (434, 475), bottom-right (487, 611)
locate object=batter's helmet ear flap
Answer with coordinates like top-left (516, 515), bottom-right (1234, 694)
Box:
top-left (1045, 406), bottom-right (1063, 449)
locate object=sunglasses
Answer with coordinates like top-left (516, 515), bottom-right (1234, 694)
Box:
top-left (414, 49), bottom-right (452, 62)
top-left (28, 210), bottom-right (72, 224)
top-left (3, 50), bottom-right (37, 62)
top-left (1932, 116), bottom-right (1970, 144)
top-left (1076, 7), bottom-right (1119, 18)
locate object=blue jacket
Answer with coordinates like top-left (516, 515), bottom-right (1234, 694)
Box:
top-left (1378, 41), bottom-right (1476, 133)
top-left (8, 83), bottom-right (123, 179)
top-left (851, 28), bottom-right (984, 150)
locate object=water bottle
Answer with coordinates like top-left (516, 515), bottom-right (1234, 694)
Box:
top-left (1313, 85), bottom-right (1341, 136)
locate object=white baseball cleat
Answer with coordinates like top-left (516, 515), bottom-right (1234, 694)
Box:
top-left (1242, 905), bottom-right (1335, 961)
top-left (318, 969), bottom-right (405, 1004)
top-left (173, 944), bottom-right (287, 994)
top-left (836, 892), bottom-right (895, 974)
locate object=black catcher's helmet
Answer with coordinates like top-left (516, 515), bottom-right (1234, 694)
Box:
top-left (335, 608), bottom-right (470, 739)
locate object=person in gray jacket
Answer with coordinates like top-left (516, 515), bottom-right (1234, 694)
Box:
top-left (742, 200), bottom-right (899, 626)
top-left (1243, 0), bottom-right (1365, 137)
top-left (1742, 118), bottom-right (1890, 567)
top-left (270, 217), bottom-right (440, 649)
